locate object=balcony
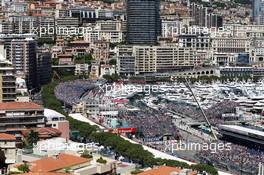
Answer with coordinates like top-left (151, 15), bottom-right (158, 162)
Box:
top-left (0, 120), bottom-right (44, 126)
top-left (0, 115), bottom-right (44, 119)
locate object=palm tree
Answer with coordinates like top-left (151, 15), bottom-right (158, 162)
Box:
top-left (27, 130), bottom-right (40, 147)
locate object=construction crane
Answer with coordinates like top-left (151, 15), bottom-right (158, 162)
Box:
top-left (184, 77), bottom-right (218, 140)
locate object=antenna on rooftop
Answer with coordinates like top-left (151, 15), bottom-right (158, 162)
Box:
top-left (184, 77), bottom-right (218, 140)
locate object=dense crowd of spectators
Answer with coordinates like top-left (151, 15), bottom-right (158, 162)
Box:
top-left (196, 142), bottom-right (264, 175)
top-left (54, 80), bottom-right (97, 106)
top-left (166, 100), bottom-right (238, 125)
top-left (119, 108), bottom-right (178, 139)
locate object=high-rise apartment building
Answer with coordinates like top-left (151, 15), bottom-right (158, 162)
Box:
top-left (9, 16), bottom-right (37, 34)
top-left (117, 45), bottom-right (135, 76)
top-left (253, 0), bottom-right (264, 25)
top-left (126, 0), bottom-right (161, 44)
top-left (0, 34), bottom-right (36, 62)
top-left (190, 3), bottom-right (223, 28)
top-left (190, 3), bottom-right (207, 27)
top-left (37, 48), bottom-right (52, 86)
top-left (10, 38), bottom-right (38, 89)
top-left (0, 60), bottom-right (16, 102)
top-left (0, 20), bottom-right (13, 34)
top-left (0, 34), bottom-right (41, 90)
top-left (0, 41), bottom-right (16, 102)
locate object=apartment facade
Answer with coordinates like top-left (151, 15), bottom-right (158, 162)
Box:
top-left (83, 20), bottom-right (123, 43)
top-left (8, 16), bottom-right (55, 39)
top-left (116, 45), bottom-right (135, 76)
top-left (0, 34), bottom-right (36, 62)
top-left (253, 0), bottom-right (264, 25)
top-left (133, 46), bottom-right (200, 74)
top-left (0, 102), bottom-right (46, 132)
top-left (55, 17), bottom-right (79, 36)
top-left (0, 20), bottom-right (13, 34)
top-left (75, 64), bottom-right (89, 76)
top-left (100, 64), bottom-right (115, 78)
top-left (127, 0), bottom-right (161, 44)
top-left (97, 20), bottom-right (123, 43)
top-left (211, 37), bottom-right (251, 53)
top-left (0, 60), bottom-right (16, 102)
top-left (178, 33), bottom-right (210, 51)
top-left (9, 16), bottom-right (37, 34)
top-left (91, 40), bottom-right (110, 62)
top-left (36, 49), bottom-right (52, 86)
top-left (89, 61), bottom-right (100, 79)
top-left (0, 41), bottom-right (16, 102)
top-left (161, 19), bottom-right (180, 39)
top-left (0, 133), bottom-right (16, 164)
top-left (190, 3), bottom-right (223, 28)
top-left (10, 38), bottom-right (38, 89)
top-left (117, 45), bottom-right (205, 75)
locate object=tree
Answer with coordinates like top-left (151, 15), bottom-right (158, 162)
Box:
top-left (109, 59), bottom-right (117, 65)
top-left (81, 150), bottom-right (93, 159)
top-left (96, 157), bottom-right (107, 164)
top-left (75, 54), bottom-right (93, 64)
top-left (26, 130), bottom-right (39, 147)
top-left (17, 163), bottom-right (30, 173)
top-left (102, 74), bottom-right (120, 83)
top-left (52, 58), bottom-right (59, 65)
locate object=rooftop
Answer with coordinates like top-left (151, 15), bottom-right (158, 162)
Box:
top-left (21, 128), bottom-right (61, 139)
top-left (20, 173), bottom-right (70, 175)
top-left (0, 102), bottom-right (43, 110)
top-left (30, 153), bottom-right (90, 172)
top-left (138, 166), bottom-right (196, 175)
top-left (44, 108), bottom-right (66, 120)
top-left (0, 133), bottom-right (16, 141)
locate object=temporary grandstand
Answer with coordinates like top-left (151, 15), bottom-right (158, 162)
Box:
top-left (54, 80), bottom-right (97, 106)
top-left (219, 125), bottom-right (264, 148)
